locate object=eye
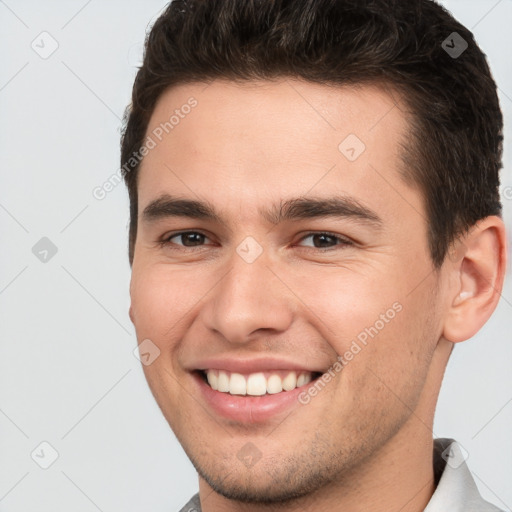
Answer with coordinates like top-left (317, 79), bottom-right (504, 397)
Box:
top-left (158, 230), bottom-right (354, 251)
top-left (296, 232), bottom-right (353, 250)
top-left (159, 231), bottom-right (212, 248)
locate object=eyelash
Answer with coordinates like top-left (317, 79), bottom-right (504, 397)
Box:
top-left (158, 230), bottom-right (354, 251)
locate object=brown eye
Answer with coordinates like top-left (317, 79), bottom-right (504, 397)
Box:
top-left (161, 231), bottom-right (210, 248)
top-left (297, 232), bottom-right (353, 249)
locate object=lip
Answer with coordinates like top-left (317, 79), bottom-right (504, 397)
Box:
top-left (191, 356), bottom-right (325, 374)
top-left (191, 370), bottom-right (320, 423)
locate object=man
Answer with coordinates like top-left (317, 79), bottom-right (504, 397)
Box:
top-left (121, 0), bottom-right (507, 510)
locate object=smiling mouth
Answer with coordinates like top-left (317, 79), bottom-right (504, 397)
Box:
top-left (197, 369), bottom-right (323, 396)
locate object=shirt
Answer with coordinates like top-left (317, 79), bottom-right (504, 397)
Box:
top-left (178, 438), bottom-right (504, 511)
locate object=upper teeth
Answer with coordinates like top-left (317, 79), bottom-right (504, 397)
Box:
top-left (205, 369), bottom-right (314, 396)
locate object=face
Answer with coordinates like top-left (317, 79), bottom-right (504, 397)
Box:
top-left (129, 79), bottom-right (449, 502)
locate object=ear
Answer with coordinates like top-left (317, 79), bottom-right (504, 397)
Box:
top-left (128, 278), bottom-right (135, 324)
top-left (442, 216), bottom-right (507, 343)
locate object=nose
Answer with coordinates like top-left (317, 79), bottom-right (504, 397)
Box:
top-left (199, 248), bottom-right (294, 344)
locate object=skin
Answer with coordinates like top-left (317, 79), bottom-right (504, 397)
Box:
top-left (128, 79), bottom-right (507, 511)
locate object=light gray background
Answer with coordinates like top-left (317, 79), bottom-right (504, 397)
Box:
top-left (0, 1), bottom-right (511, 511)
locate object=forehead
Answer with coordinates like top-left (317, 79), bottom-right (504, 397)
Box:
top-left (137, 79), bottom-right (418, 226)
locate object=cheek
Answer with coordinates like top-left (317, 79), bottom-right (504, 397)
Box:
top-left (303, 267), bottom-right (437, 384)
top-left (130, 265), bottom-right (194, 340)
top-left (296, 268), bottom-right (400, 348)
top-left (341, 292), bottom-right (438, 411)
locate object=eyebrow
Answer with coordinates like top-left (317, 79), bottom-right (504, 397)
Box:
top-left (141, 193), bottom-right (383, 229)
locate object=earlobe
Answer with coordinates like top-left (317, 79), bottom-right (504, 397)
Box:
top-left (129, 304), bottom-right (135, 324)
top-left (442, 216), bottom-right (507, 343)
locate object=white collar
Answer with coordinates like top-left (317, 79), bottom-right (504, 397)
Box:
top-left (425, 439), bottom-right (503, 512)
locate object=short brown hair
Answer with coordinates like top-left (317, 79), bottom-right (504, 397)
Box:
top-left (121, 0), bottom-right (503, 267)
